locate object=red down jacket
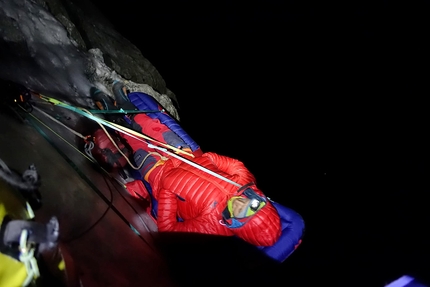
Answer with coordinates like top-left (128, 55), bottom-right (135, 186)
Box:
top-left (120, 114), bottom-right (281, 246)
top-left (149, 152), bottom-right (282, 247)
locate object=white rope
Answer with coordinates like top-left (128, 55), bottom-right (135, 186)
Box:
top-left (84, 141), bottom-right (96, 160)
top-left (31, 106), bottom-right (144, 170)
top-left (33, 106), bottom-right (88, 140)
top-left (78, 110), bottom-right (243, 188)
top-left (34, 96), bottom-right (244, 189)
top-left (26, 202), bottom-right (35, 219)
top-left (147, 144), bottom-right (242, 188)
top-left (75, 110), bottom-right (243, 187)
top-left (19, 229), bottom-right (40, 286)
top-left (86, 113), bottom-right (147, 170)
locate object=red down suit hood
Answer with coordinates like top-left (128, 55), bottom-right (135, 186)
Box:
top-left (149, 152), bottom-right (281, 246)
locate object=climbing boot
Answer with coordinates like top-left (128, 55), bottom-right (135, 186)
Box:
top-left (90, 87), bottom-right (116, 110)
top-left (112, 81), bottom-right (137, 111)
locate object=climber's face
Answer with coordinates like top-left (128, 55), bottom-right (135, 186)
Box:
top-left (223, 189), bottom-right (267, 228)
top-left (231, 197), bottom-right (251, 218)
top-left (226, 189), bottom-right (267, 220)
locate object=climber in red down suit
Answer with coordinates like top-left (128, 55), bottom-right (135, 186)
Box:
top-left (91, 83), bottom-right (281, 247)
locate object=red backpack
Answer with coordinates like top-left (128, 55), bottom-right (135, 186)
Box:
top-left (87, 129), bottom-right (131, 171)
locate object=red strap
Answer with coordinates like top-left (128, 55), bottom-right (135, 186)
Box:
top-left (125, 180), bottom-right (150, 201)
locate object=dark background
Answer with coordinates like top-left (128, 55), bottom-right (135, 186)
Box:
top-left (88, 1), bottom-right (429, 286)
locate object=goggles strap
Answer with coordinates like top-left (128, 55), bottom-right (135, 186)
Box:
top-left (236, 182), bottom-right (255, 195)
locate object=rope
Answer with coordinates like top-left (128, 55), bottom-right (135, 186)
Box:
top-left (34, 94), bottom-right (195, 165)
top-left (36, 94), bottom-right (243, 188)
top-left (5, 102), bottom-right (157, 250)
top-left (81, 108), bottom-right (147, 170)
top-left (37, 93), bottom-right (193, 157)
top-left (24, 111), bottom-right (99, 167)
top-left (23, 110), bottom-right (145, 201)
top-left (29, 105), bottom-right (145, 172)
top-left (33, 104), bottom-right (156, 171)
top-left (80, 107), bottom-right (193, 158)
top-left (19, 229), bottom-right (40, 286)
top-left (147, 144), bottom-right (242, 188)
top-left (84, 141), bottom-right (96, 161)
top-left (33, 106), bottom-right (88, 140)
top-left (31, 104), bottom-right (141, 171)
top-left (86, 108), bottom-right (161, 114)
top-left (23, 112), bottom-right (157, 248)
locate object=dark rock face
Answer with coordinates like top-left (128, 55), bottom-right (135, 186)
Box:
top-left (0, 0), bottom-right (179, 117)
top-left (56, 0), bottom-right (168, 93)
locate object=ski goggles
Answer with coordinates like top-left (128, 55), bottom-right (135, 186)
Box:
top-left (222, 186), bottom-right (267, 228)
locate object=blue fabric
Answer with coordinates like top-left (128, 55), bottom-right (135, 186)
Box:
top-left (162, 131), bottom-right (189, 149)
top-left (133, 148), bottom-right (157, 178)
top-left (227, 218), bottom-right (248, 229)
top-left (128, 92), bottom-right (200, 152)
top-left (126, 92), bottom-right (304, 262)
top-left (256, 202), bottom-right (305, 262)
top-left (128, 157), bottom-right (158, 220)
top-left (130, 162), bottom-right (305, 263)
top-left (143, 180), bottom-right (158, 220)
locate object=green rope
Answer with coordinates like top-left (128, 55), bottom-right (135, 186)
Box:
top-left (86, 108), bottom-right (161, 114)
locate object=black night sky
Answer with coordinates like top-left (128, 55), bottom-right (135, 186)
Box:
top-left (88, 1), bottom-right (429, 286)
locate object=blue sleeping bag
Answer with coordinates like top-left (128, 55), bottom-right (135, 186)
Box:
top-left (256, 202), bottom-right (305, 262)
top-left (128, 92), bottom-right (200, 152)
top-left (127, 92), bottom-right (305, 263)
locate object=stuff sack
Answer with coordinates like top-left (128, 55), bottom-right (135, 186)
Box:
top-left (88, 128), bottom-right (131, 171)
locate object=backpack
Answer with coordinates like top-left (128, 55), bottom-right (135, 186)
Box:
top-left (87, 128), bottom-right (131, 171)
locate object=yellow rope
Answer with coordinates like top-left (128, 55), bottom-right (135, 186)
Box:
top-left (36, 94), bottom-right (194, 158)
top-left (24, 110), bottom-right (95, 163)
top-left (83, 109), bottom-right (147, 170)
top-left (33, 94), bottom-right (195, 174)
top-left (82, 108), bottom-right (194, 158)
